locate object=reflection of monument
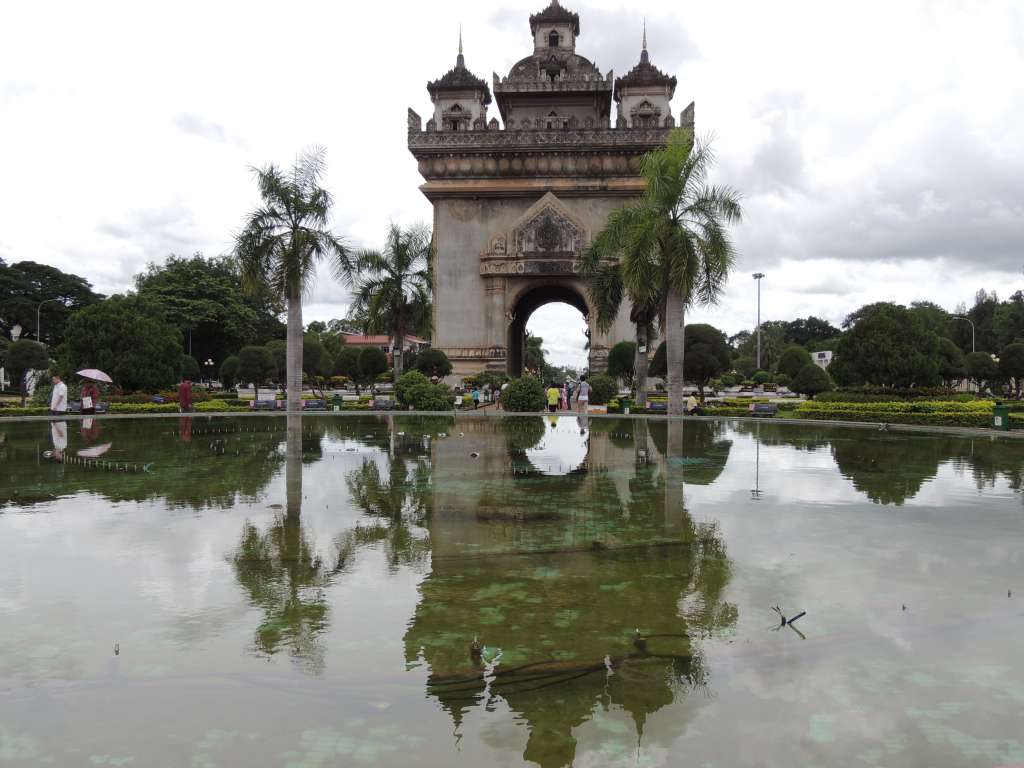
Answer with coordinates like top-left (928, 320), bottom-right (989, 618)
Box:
top-left (408, 1), bottom-right (692, 376)
top-left (406, 417), bottom-right (737, 766)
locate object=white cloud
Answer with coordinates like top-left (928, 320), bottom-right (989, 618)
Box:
top-left (1, 0), bottom-right (1022, 346)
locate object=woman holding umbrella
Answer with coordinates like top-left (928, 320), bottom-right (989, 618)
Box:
top-left (77, 369), bottom-right (112, 414)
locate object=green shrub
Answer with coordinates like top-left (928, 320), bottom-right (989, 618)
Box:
top-left (752, 370), bottom-right (772, 385)
top-left (414, 348), bottom-right (453, 379)
top-left (777, 346), bottom-right (813, 379)
top-left (588, 374), bottom-right (617, 405)
top-left (501, 376), bottom-right (545, 412)
top-left (791, 364), bottom-right (833, 399)
top-left (395, 370), bottom-right (430, 406)
top-left (405, 382), bottom-right (454, 411)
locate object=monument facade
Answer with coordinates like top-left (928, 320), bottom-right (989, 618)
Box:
top-left (408, 0), bottom-right (692, 376)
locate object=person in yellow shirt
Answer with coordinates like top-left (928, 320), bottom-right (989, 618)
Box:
top-left (546, 383), bottom-right (560, 413)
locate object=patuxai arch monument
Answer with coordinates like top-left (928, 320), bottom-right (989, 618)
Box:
top-left (408, 0), bottom-right (693, 377)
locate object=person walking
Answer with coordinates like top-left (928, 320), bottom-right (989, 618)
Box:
top-left (50, 374), bottom-right (68, 416)
top-left (561, 382), bottom-right (569, 410)
top-left (471, 387), bottom-right (481, 409)
top-left (574, 375), bottom-right (590, 413)
top-left (178, 378), bottom-right (194, 413)
top-left (546, 382), bottom-right (560, 413)
top-left (81, 380), bottom-right (100, 415)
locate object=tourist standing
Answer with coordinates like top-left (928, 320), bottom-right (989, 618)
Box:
top-left (178, 379), bottom-right (193, 413)
top-left (546, 382), bottom-right (560, 413)
top-left (472, 387), bottom-right (481, 409)
top-left (50, 375), bottom-right (68, 416)
top-left (575, 375), bottom-right (590, 413)
top-left (81, 380), bottom-right (100, 415)
top-left (561, 382), bottom-right (569, 410)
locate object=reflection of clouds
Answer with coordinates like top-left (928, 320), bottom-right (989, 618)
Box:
top-left (525, 416), bottom-right (589, 475)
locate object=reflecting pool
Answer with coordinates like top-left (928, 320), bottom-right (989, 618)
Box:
top-left (1, 414), bottom-right (1023, 767)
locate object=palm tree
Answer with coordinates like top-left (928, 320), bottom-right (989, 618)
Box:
top-left (582, 131), bottom-right (741, 414)
top-left (234, 147), bottom-right (351, 412)
top-left (349, 223), bottom-right (432, 378)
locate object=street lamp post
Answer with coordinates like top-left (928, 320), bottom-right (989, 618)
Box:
top-left (953, 315), bottom-right (975, 354)
top-left (37, 298), bottom-right (60, 346)
top-left (204, 358), bottom-right (215, 385)
top-left (752, 273), bottom-right (765, 370)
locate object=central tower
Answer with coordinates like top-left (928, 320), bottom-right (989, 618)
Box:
top-left (408, 1), bottom-right (692, 378)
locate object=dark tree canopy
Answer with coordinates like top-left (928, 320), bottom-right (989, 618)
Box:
top-left (135, 253), bottom-right (284, 365)
top-left (0, 260), bottom-right (102, 346)
top-left (966, 351), bottom-right (1000, 390)
top-left (999, 342), bottom-right (1024, 397)
top-left (180, 355), bottom-right (201, 381)
top-left (5, 340), bottom-right (50, 404)
top-left (777, 345), bottom-right (813, 380)
top-left (220, 355), bottom-right (240, 390)
top-left (606, 341), bottom-right (636, 386)
top-left (649, 324), bottom-right (730, 396)
top-left (784, 316), bottom-right (840, 348)
top-left (237, 346), bottom-right (276, 399)
top-left (358, 346), bottom-right (388, 383)
top-left (790, 363), bottom-right (833, 399)
top-left (414, 348), bottom-right (452, 379)
top-left (61, 295), bottom-right (182, 391)
top-left (835, 303), bottom-right (940, 388)
top-left (334, 346), bottom-right (361, 380)
top-left (937, 337), bottom-right (967, 385)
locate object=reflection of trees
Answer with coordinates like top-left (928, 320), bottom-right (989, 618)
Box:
top-left (231, 413), bottom-right (341, 675)
top-left (0, 416), bottom-right (289, 510)
top-left (831, 434), bottom-right (960, 506)
top-left (406, 416), bottom-right (737, 767)
top-left (648, 419), bottom-right (733, 486)
top-left (343, 454), bottom-right (432, 571)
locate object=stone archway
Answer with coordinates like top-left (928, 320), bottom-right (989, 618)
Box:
top-left (506, 282), bottom-right (591, 377)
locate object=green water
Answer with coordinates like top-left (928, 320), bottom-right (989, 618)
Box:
top-left (1, 414), bottom-right (1022, 767)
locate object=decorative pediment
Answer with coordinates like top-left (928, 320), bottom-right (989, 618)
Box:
top-left (512, 192), bottom-right (584, 257)
top-left (479, 193), bottom-right (587, 276)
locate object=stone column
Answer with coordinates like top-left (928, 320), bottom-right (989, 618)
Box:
top-left (485, 276), bottom-right (507, 350)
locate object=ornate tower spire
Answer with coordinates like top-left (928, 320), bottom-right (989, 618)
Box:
top-left (457, 25), bottom-right (464, 67)
top-left (641, 19), bottom-right (649, 63)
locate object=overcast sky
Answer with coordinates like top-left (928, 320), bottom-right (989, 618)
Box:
top-left (2, 0), bottom-right (1023, 367)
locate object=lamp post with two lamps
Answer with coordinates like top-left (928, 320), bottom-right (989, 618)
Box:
top-left (752, 273), bottom-right (765, 370)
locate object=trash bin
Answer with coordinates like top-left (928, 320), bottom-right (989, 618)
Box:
top-left (992, 402), bottom-right (1011, 431)
top-left (330, 395), bottom-right (342, 412)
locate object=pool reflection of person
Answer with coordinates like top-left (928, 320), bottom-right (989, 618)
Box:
top-left (50, 420), bottom-right (68, 461)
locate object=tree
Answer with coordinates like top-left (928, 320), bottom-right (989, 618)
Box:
top-left (777, 345), bottom-right (813, 380)
top-left (414, 348), bottom-right (452, 379)
top-left (752, 370), bottom-right (772, 385)
top-left (357, 346), bottom-right (388, 387)
top-left (835, 303), bottom-right (941, 388)
top-left (581, 131), bottom-right (742, 414)
top-left (524, 333), bottom-right (547, 375)
top-left (61, 295), bottom-right (183, 391)
top-left (784, 316), bottom-right (840, 348)
top-left (937, 337), bottom-right (967, 386)
top-left (238, 345), bottom-right (276, 400)
top-left (180, 355), bottom-right (200, 381)
top-left (587, 373), bottom-right (617, 405)
top-left (349, 223), bottom-right (432, 377)
top-left (264, 339), bottom-right (287, 382)
top-left (220, 355), bottom-right (240, 391)
top-left (967, 351), bottom-right (1000, 392)
top-left (732, 321), bottom-right (788, 372)
top-left (5, 340), bottom-right (50, 405)
top-left (606, 341), bottom-right (636, 389)
top-left (790, 363), bottom-right (833, 399)
top-left (501, 376), bottom-right (546, 412)
top-left (235, 147), bottom-right (352, 412)
top-left (135, 253), bottom-right (283, 364)
top-left (333, 346), bottom-right (361, 389)
top-left (734, 356), bottom-right (757, 379)
top-left (682, 324), bottom-right (731, 398)
top-left (999, 343), bottom-right (1024, 398)
top-left (302, 337), bottom-right (333, 397)
top-left (395, 370), bottom-right (430, 407)
top-left (0, 261), bottom-right (102, 346)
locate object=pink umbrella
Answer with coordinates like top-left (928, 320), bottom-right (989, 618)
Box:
top-left (77, 443), bottom-right (112, 458)
top-left (77, 369), bottom-right (113, 383)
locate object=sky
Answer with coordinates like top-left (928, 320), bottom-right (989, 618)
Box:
top-left (2, 0), bottom-right (1023, 368)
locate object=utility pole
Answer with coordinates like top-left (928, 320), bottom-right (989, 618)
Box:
top-left (752, 273), bottom-right (765, 369)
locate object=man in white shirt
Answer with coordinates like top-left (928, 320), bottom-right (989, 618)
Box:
top-left (50, 374), bottom-right (68, 415)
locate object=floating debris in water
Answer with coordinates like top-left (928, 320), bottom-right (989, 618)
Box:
top-left (470, 452), bottom-right (480, 459)
top-left (114, 643), bottom-right (119, 656)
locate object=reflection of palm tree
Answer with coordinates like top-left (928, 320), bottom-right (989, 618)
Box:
top-left (231, 413), bottom-right (339, 674)
top-left (344, 453), bottom-right (431, 571)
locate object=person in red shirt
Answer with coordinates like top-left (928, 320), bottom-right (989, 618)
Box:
top-left (178, 379), bottom-right (193, 413)
top-left (81, 381), bottom-right (100, 414)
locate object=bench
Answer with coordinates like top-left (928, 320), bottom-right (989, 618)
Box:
top-left (303, 399), bottom-right (328, 411)
top-left (750, 403), bottom-right (778, 417)
top-left (371, 399), bottom-right (395, 411)
top-left (251, 400), bottom-right (277, 411)
top-left (646, 401), bottom-right (667, 412)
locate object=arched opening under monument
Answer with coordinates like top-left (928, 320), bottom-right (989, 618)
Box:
top-left (508, 284), bottom-right (590, 378)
